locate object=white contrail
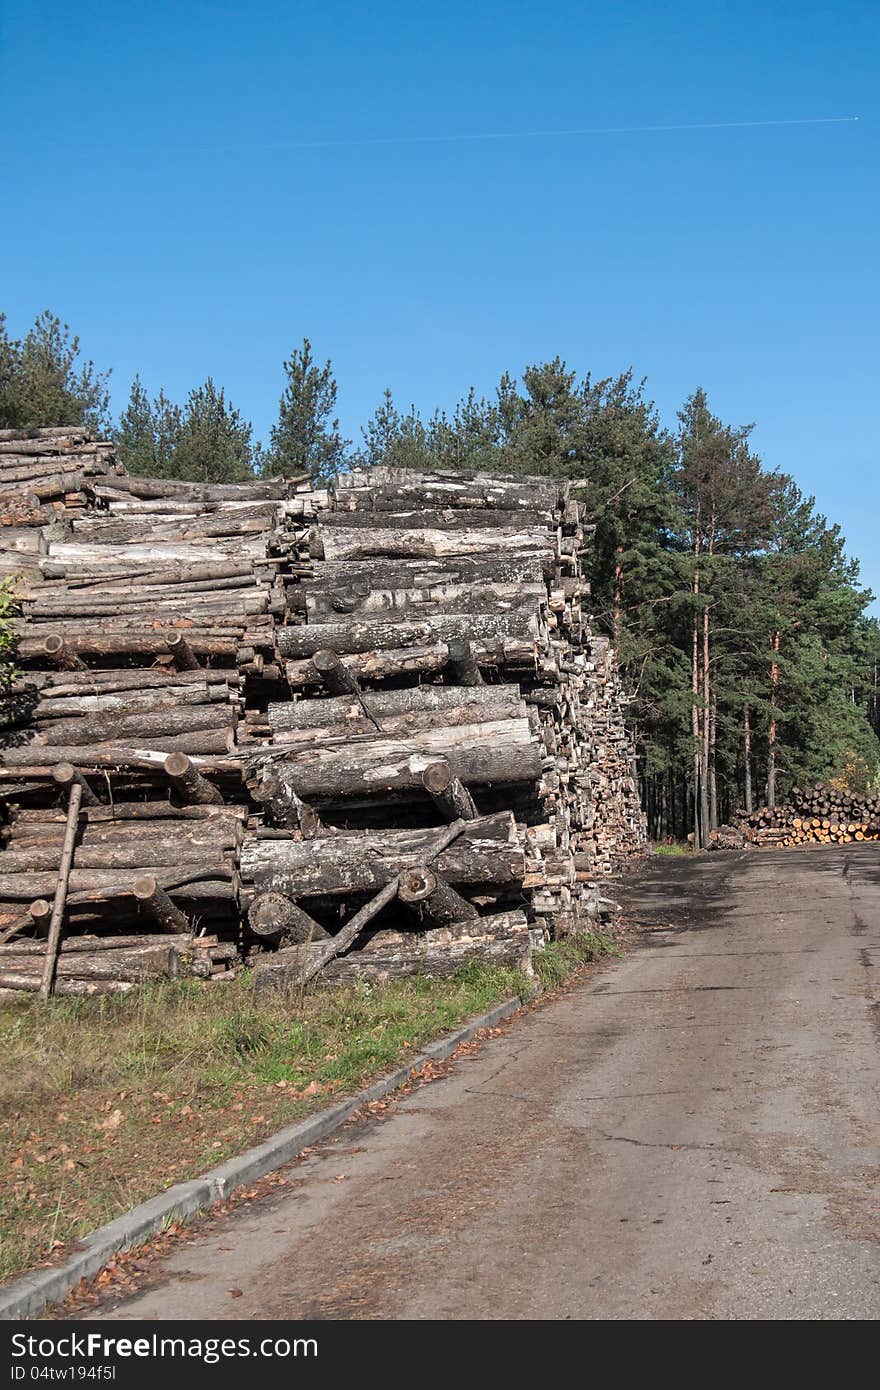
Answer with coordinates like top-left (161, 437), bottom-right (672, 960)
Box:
top-left (229, 115), bottom-right (859, 153)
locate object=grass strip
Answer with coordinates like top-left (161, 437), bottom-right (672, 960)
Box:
top-left (0, 933), bottom-right (613, 1283)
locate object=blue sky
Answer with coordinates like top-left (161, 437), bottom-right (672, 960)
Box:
top-left (2, 1), bottom-right (877, 612)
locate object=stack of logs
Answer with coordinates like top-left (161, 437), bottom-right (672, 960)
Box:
top-left (0, 431), bottom-right (646, 995)
top-left (736, 784), bottom-right (880, 848)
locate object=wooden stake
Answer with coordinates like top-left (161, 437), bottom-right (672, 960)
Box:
top-left (39, 783), bottom-right (82, 999)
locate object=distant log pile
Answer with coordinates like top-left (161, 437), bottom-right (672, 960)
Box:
top-left (735, 784), bottom-right (880, 848)
top-left (1, 430), bottom-right (646, 994)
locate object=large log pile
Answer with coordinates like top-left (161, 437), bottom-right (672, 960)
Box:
top-left (735, 784), bottom-right (880, 848)
top-left (1, 430), bottom-right (646, 994)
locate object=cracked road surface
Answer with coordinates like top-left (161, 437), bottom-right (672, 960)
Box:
top-left (102, 845), bottom-right (880, 1320)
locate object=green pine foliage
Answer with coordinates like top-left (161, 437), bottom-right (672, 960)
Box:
top-left (0, 311), bottom-right (110, 433)
top-left (115, 377), bottom-right (257, 482)
top-left (267, 339), bottom-right (348, 482)
top-left (2, 304), bottom-right (876, 829)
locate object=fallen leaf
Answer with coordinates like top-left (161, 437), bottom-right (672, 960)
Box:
top-left (230, 1288), bottom-right (243, 1298)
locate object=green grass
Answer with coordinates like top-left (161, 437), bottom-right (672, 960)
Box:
top-left (651, 840), bottom-right (693, 856)
top-left (532, 932), bottom-right (619, 987)
top-left (0, 935), bottom-right (617, 1285)
top-left (0, 962), bottom-right (531, 1284)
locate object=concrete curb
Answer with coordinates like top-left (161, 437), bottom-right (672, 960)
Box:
top-left (0, 993), bottom-right (525, 1320)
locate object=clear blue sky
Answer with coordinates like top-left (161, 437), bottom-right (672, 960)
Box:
top-left (2, 1), bottom-right (877, 613)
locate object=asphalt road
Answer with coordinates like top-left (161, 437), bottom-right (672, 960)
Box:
top-left (101, 844), bottom-right (880, 1320)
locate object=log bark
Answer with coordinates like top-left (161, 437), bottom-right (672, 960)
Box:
top-left (278, 610), bottom-right (539, 660)
top-left (311, 648), bottom-right (361, 695)
top-left (267, 683), bottom-right (523, 732)
top-left (160, 750), bottom-right (224, 807)
top-left (247, 719), bottom-right (542, 801)
top-left (240, 812), bottom-right (521, 898)
top-left (317, 524), bottom-right (552, 563)
top-left (304, 580), bottom-right (545, 621)
top-left (34, 704), bottom-right (233, 747)
top-left (42, 635), bottom-right (85, 671)
top-left (52, 761), bottom-right (100, 806)
top-left (285, 643), bottom-right (449, 688)
top-left (447, 638), bottom-right (483, 686)
top-left (398, 866), bottom-right (479, 926)
top-left (294, 818), bottom-right (468, 986)
top-left (254, 910), bottom-right (531, 990)
top-left (247, 892), bottom-right (330, 943)
top-left (250, 765), bottom-right (326, 835)
top-left (132, 876), bottom-right (190, 932)
top-left (310, 553), bottom-right (549, 589)
top-left (19, 632), bottom-right (238, 663)
top-left (421, 760), bottom-right (478, 820)
top-left (166, 631), bottom-right (200, 671)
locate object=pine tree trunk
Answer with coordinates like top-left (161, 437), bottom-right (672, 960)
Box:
top-left (691, 553), bottom-right (702, 849)
top-left (767, 630), bottom-right (780, 808)
top-left (709, 694), bottom-right (718, 831)
top-left (743, 705), bottom-right (753, 814)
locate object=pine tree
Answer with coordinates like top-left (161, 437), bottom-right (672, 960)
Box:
top-left (269, 339), bottom-right (348, 481)
top-left (170, 380), bottom-right (256, 483)
top-left (0, 310), bottom-right (110, 432)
